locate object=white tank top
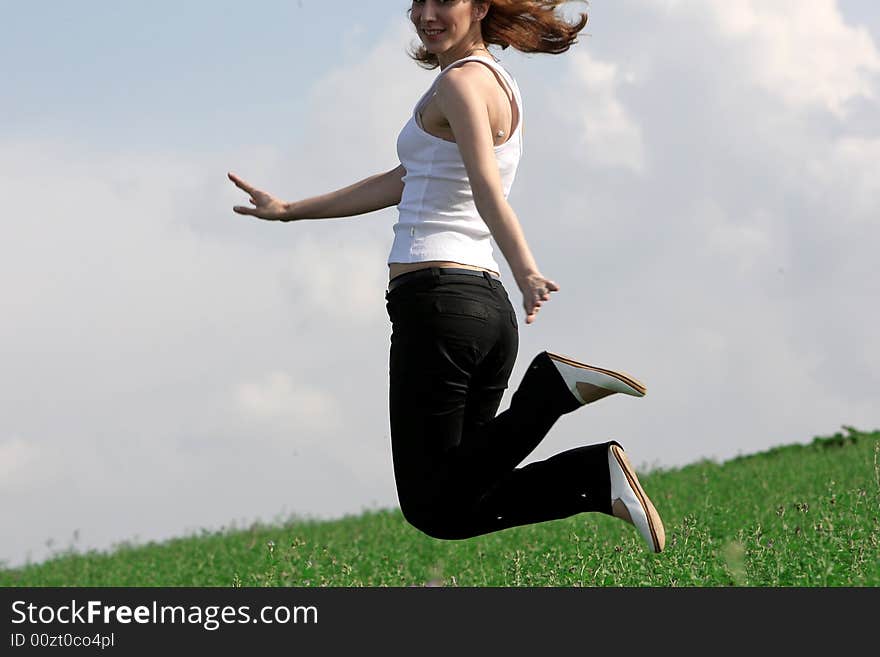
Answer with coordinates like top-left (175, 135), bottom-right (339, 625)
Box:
top-left (388, 56), bottom-right (524, 271)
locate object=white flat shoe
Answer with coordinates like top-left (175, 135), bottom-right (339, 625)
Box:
top-left (608, 444), bottom-right (665, 553)
top-left (547, 351), bottom-right (647, 405)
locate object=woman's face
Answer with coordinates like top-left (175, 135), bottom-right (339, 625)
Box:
top-left (410, 0), bottom-right (485, 55)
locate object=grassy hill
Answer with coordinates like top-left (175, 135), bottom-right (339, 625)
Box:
top-left (2, 428), bottom-right (878, 587)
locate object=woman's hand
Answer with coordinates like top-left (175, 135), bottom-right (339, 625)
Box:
top-left (228, 172), bottom-right (290, 221)
top-left (519, 273), bottom-right (560, 325)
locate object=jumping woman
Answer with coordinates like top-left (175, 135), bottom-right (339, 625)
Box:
top-left (228, 0), bottom-right (665, 553)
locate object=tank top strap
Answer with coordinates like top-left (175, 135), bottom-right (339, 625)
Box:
top-left (416, 56), bottom-right (523, 136)
top-left (437, 56), bottom-right (517, 97)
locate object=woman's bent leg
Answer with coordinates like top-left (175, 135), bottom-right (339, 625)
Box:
top-left (386, 276), bottom-right (616, 539)
top-left (394, 352), bottom-right (618, 538)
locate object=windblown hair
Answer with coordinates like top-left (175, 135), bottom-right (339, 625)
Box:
top-left (407, 0), bottom-right (589, 70)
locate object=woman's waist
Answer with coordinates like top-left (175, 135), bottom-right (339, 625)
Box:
top-left (387, 234), bottom-right (501, 281)
top-left (388, 261), bottom-right (500, 282)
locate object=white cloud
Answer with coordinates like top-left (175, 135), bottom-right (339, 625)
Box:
top-left (559, 51), bottom-right (646, 173)
top-left (698, 201), bottom-right (776, 277)
top-left (277, 235), bottom-right (389, 324)
top-left (715, 1), bottom-right (879, 115)
top-left (235, 371), bottom-right (342, 436)
top-left (649, 0), bottom-right (880, 116)
top-left (808, 136), bottom-right (880, 219)
top-left (0, 438), bottom-right (44, 489)
top-left (297, 19), bottom-right (425, 185)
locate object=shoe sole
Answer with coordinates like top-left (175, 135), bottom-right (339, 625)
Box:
top-left (546, 352), bottom-right (647, 398)
top-left (610, 444), bottom-right (665, 553)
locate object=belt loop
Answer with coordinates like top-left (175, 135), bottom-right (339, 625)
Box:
top-left (431, 267), bottom-right (441, 284)
top-left (482, 270), bottom-right (497, 289)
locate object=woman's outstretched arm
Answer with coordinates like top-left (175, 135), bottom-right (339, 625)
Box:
top-left (228, 164), bottom-right (406, 222)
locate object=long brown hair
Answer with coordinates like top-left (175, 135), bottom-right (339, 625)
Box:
top-left (407, 0), bottom-right (589, 70)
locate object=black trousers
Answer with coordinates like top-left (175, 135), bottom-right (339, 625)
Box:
top-left (385, 268), bottom-right (616, 540)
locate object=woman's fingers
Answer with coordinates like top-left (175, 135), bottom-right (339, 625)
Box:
top-left (228, 172), bottom-right (256, 195)
top-left (521, 275), bottom-right (560, 324)
top-left (229, 172), bottom-right (276, 218)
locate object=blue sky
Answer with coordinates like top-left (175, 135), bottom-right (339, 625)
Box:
top-left (2, 1), bottom-right (878, 568)
top-left (3, 1), bottom-right (508, 150)
top-left (4, 0), bottom-right (876, 149)
top-left (4, 1), bottom-right (325, 150)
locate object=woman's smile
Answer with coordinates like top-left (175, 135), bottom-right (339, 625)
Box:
top-left (422, 27), bottom-right (446, 41)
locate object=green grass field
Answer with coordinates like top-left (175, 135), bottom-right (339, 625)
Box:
top-left (3, 428), bottom-right (878, 587)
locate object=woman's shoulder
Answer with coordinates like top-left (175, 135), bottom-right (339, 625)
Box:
top-left (446, 57), bottom-right (512, 80)
top-left (435, 60), bottom-right (512, 101)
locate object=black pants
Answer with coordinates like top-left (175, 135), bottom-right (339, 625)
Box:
top-left (385, 268), bottom-right (616, 540)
